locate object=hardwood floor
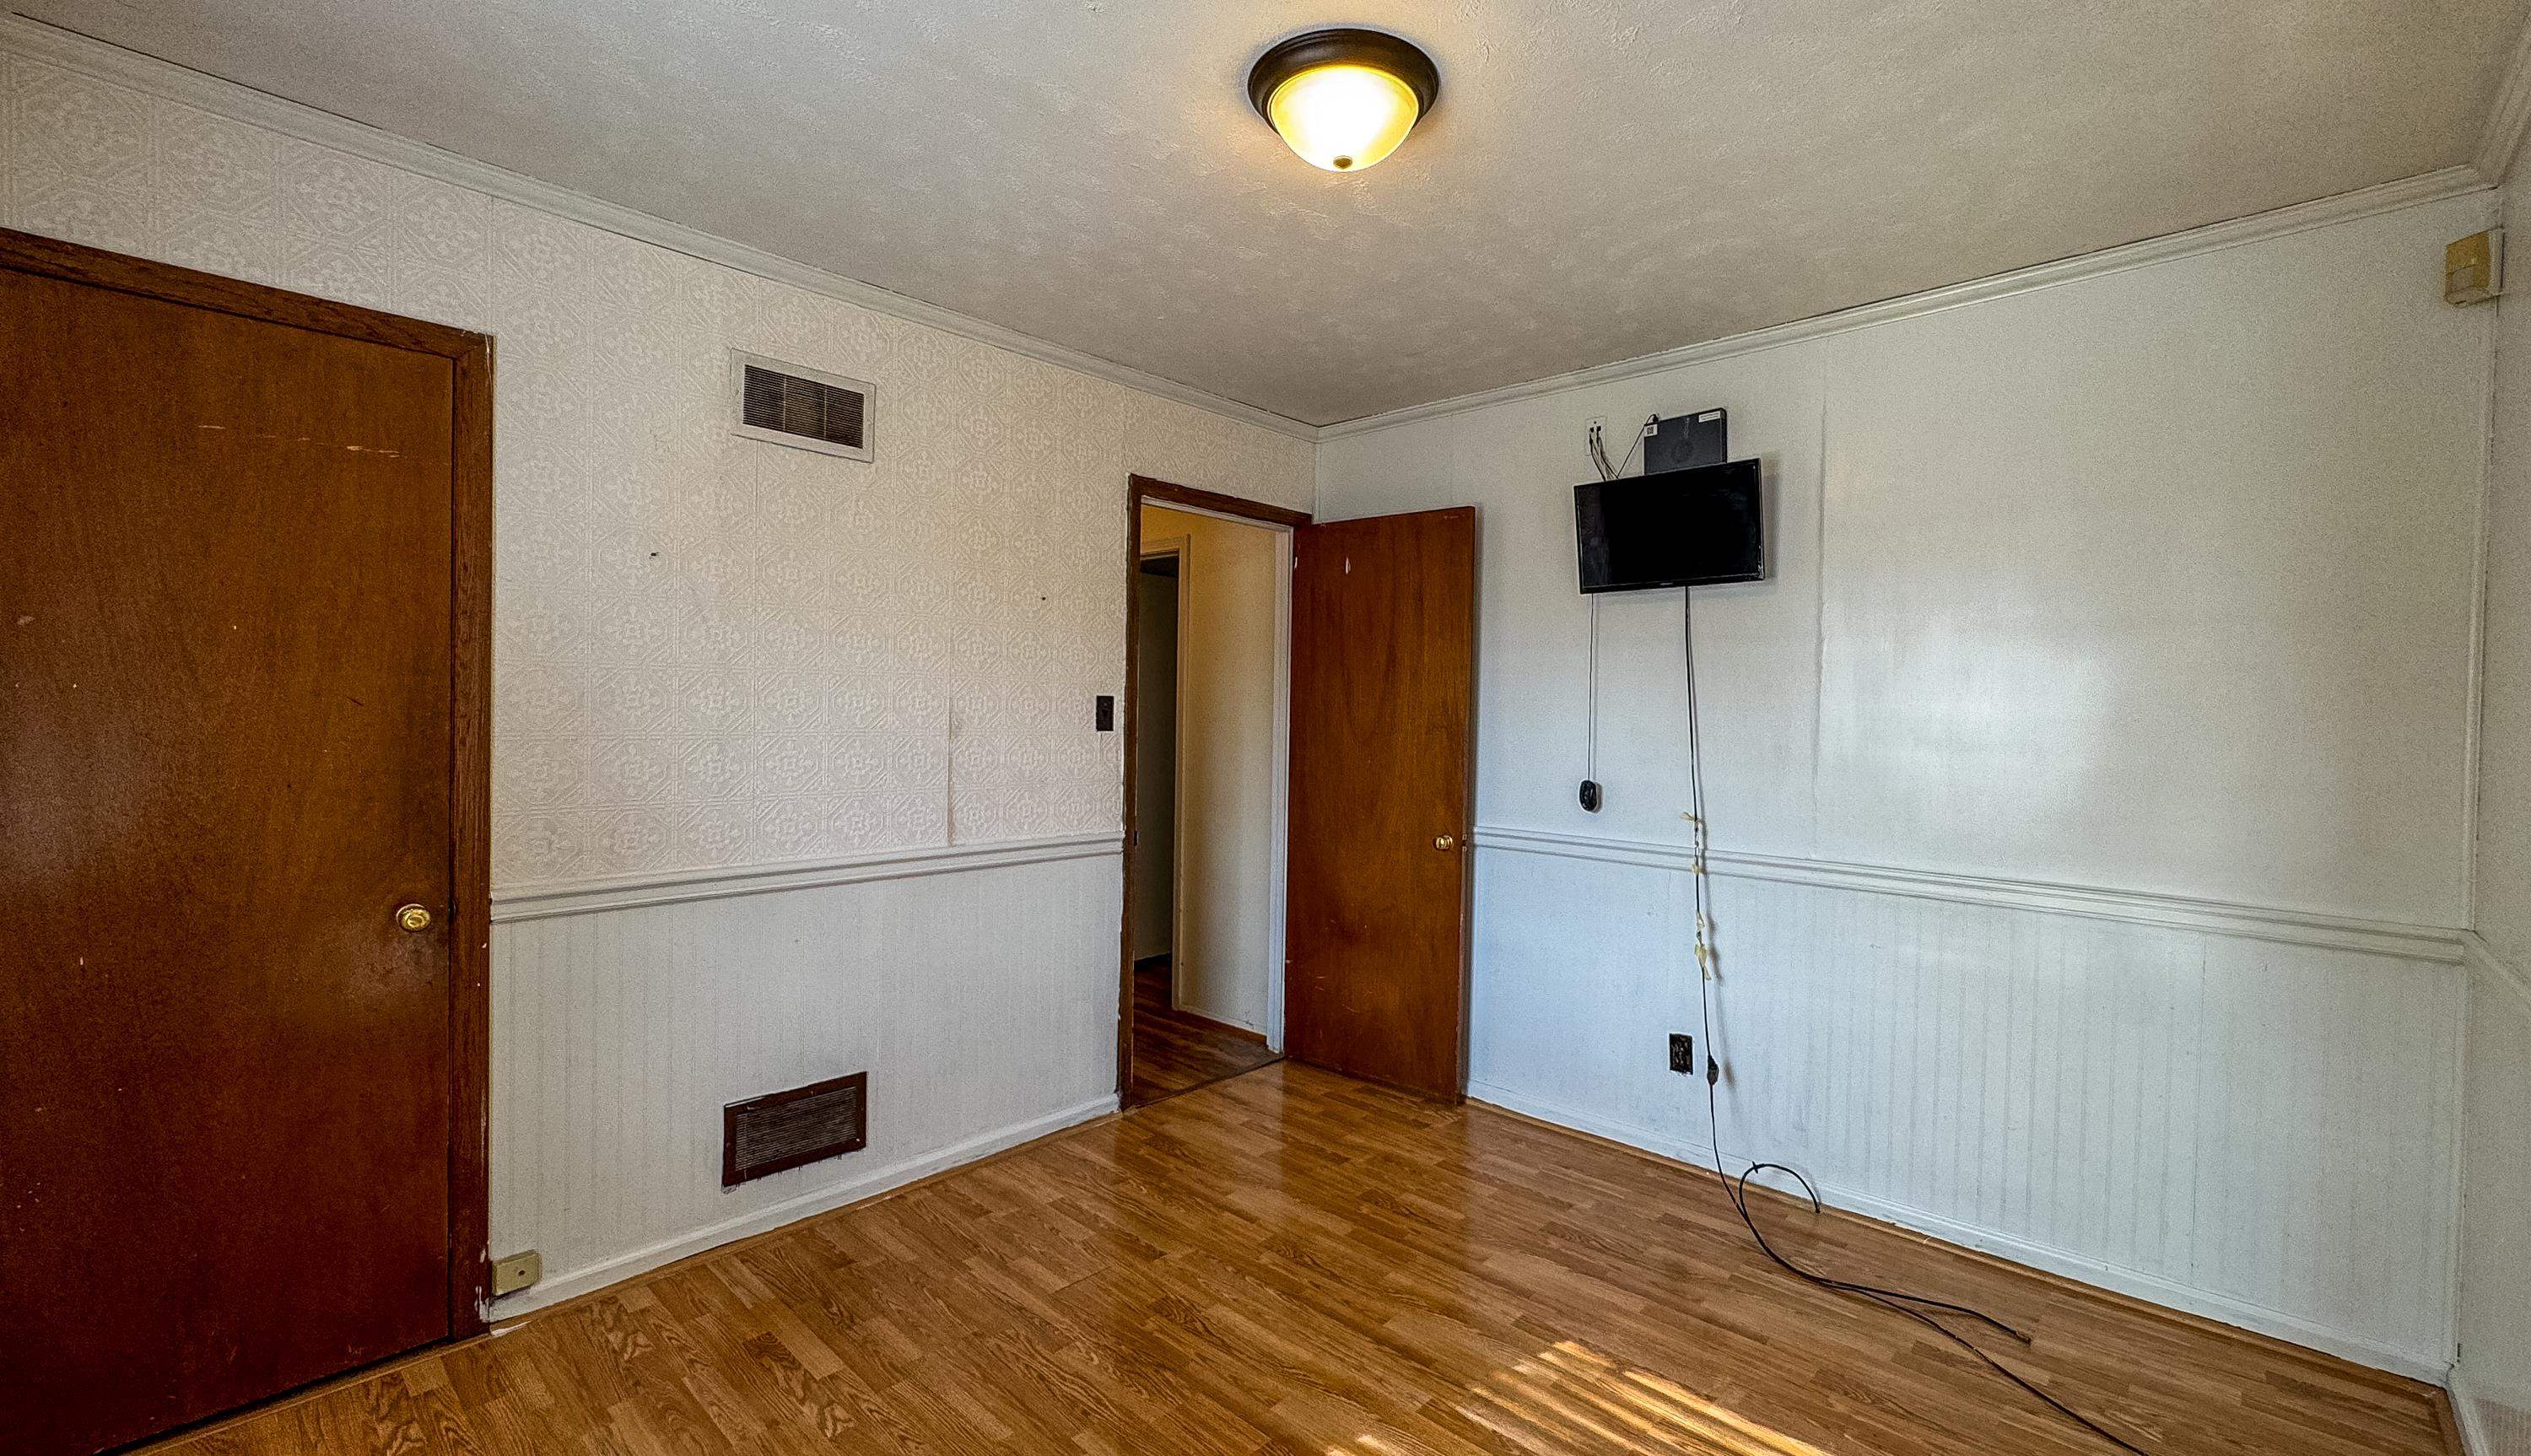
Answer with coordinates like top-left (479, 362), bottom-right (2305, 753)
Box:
top-left (143, 1060), bottom-right (2454, 1456)
top-left (1126, 957), bottom-right (1279, 1106)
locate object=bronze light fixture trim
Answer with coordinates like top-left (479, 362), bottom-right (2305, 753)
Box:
top-left (1247, 27), bottom-right (1441, 173)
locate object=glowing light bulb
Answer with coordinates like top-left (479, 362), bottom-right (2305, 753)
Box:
top-left (1265, 62), bottom-right (1422, 172)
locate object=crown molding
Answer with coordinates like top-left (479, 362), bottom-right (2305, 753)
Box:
top-left (0, 13), bottom-right (1318, 442)
top-left (2476, 14), bottom-right (2531, 186)
top-left (1473, 826), bottom-right (2469, 964)
top-left (9, 12), bottom-right (2510, 452)
top-left (1320, 166), bottom-right (2495, 440)
top-left (488, 831), bottom-right (1122, 923)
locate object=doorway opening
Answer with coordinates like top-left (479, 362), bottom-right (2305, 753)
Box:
top-left (1121, 477), bottom-right (1305, 1107)
top-left (1120, 477), bottom-right (1477, 1109)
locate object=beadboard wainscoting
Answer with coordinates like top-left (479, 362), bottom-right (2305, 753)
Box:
top-left (487, 839), bottom-right (1123, 1316)
top-left (2458, 934), bottom-right (2531, 1456)
top-left (1468, 830), bottom-right (2467, 1378)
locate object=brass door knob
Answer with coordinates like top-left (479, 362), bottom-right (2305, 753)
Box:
top-left (1434, 834), bottom-right (1457, 851)
top-left (396, 903), bottom-right (433, 932)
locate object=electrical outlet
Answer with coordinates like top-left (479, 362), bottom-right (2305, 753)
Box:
top-left (1669, 1033), bottom-right (1694, 1074)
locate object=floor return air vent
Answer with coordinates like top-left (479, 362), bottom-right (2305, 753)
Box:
top-left (722, 1071), bottom-right (867, 1186)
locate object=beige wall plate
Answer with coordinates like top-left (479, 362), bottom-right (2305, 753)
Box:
top-left (2447, 228), bottom-right (2505, 305)
top-left (491, 1251), bottom-right (542, 1297)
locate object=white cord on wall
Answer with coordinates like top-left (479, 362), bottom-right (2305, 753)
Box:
top-left (1584, 595), bottom-right (1601, 784)
top-left (1677, 583), bottom-right (2153, 1456)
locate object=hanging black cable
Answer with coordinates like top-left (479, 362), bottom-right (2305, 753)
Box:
top-left (1580, 417), bottom-right (1656, 815)
top-left (1678, 585), bottom-right (2156, 1456)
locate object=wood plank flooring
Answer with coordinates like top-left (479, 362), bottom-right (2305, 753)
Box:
top-left (143, 1061), bottom-right (2454, 1456)
top-left (1126, 957), bottom-right (1279, 1106)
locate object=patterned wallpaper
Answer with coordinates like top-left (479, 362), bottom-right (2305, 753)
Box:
top-left (17, 0), bottom-right (2524, 424)
top-left (0, 48), bottom-right (1314, 890)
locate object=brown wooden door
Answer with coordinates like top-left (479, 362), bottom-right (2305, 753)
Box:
top-left (1285, 507), bottom-right (1476, 1100)
top-left (1, 247), bottom-right (482, 1455)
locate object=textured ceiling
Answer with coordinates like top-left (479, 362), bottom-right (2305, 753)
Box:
top-left (23, 0), bottom-right (2528, 425)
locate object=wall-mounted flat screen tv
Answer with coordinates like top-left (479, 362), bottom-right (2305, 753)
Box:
top-left (1573, 458), bottom-right (1764, 593)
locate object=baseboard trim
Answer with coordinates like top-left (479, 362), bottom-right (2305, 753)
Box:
top-left (2452, 1364), bottom-right (2496, 1456)
top-left (1473, 826), bottom-right (2468, 965)
top-left (1170, 1004), bottom-right (1270, 1043)
top-left (1465, 1078), bottom-right (2449, 1383)
top-left (489, 832), bottom-right (1123, 922)
top-left (491, 1092), bottom-right (1118, 1318)
top-left (2444, 1362), bottom-right (2531, 1456)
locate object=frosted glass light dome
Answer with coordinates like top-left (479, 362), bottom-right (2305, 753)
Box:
top-left (1248, 30), bottom-right (1439, 175)
top-left (1266, 63), bottom-right (1421, 172)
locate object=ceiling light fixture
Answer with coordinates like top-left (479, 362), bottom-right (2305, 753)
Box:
top-left (1247, 28), bottom-right (1439, 174)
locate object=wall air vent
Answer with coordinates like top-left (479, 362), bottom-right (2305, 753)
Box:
top-left (722, 1071), bottom-right (867, 1186)
top-left (730, 350), bottom-right (874, 461)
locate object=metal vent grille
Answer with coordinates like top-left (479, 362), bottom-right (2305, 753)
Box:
top-left (723, 1071), bottom-right (866, 1187)
top-left (729, 351), bottom-right (875, 461)
top-left (743, 365), bottom-right (863, 448)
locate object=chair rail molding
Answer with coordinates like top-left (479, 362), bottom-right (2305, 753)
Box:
top-left (2469, 931), bottom-right (2531, 1009)
top-left (1472, 826), bottom-right (2469, 964)
top-left (490, 833), bottom-right (1125, 922)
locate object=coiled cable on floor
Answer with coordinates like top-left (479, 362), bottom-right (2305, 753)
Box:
top-left (1677, 584), bottom-right (2156, 1456)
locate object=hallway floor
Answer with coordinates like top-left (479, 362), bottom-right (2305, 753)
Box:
top-left (1125, 956), bottom-right (1279, 1106)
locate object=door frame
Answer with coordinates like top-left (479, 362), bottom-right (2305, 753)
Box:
top-left (0, 227), bottom-right (496, 1339)
top-left (1120, 475), bottom-right (1309, 1103)
top-left (1134, 534), bottom-right (1191, 1009)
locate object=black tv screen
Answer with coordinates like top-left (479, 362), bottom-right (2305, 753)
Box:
top-left (1574, 459), bottom-right (1764, 593)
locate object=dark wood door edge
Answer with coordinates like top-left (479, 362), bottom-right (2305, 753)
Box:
top-left (1129, 474), bottom-right (1314, 531)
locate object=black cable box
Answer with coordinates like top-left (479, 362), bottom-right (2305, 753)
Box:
top-left (1645, 408), bottom-right (1727, 474)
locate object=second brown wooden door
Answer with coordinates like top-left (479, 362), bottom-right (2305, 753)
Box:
top-left (1285, 507), bottom-right (1476, 1101)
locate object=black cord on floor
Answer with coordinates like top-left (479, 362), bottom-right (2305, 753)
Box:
top-left (1678, 587), bottom-right (2156, 1456)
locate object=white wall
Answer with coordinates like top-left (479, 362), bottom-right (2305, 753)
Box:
top-left (2482, 175), bottom-right (2531, 984)
top-left (1318, 191), bottom-right (2496, 1376)
top-left (1130, 566), bottom-right (1179, 961)
top-left (2462, 945), bottom-right (2531, 1456)
top-left (1141, 505), bottom-right (1282, 1034)
top-left (2455, 164), bottom-right (2531, 1456)
top-left (0, 30), bottom-right (1313, 1316)
top-left (489, 850), bottom-right (1118, 1310)
top-left (7, 13), bottom-right (2508, 1387)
